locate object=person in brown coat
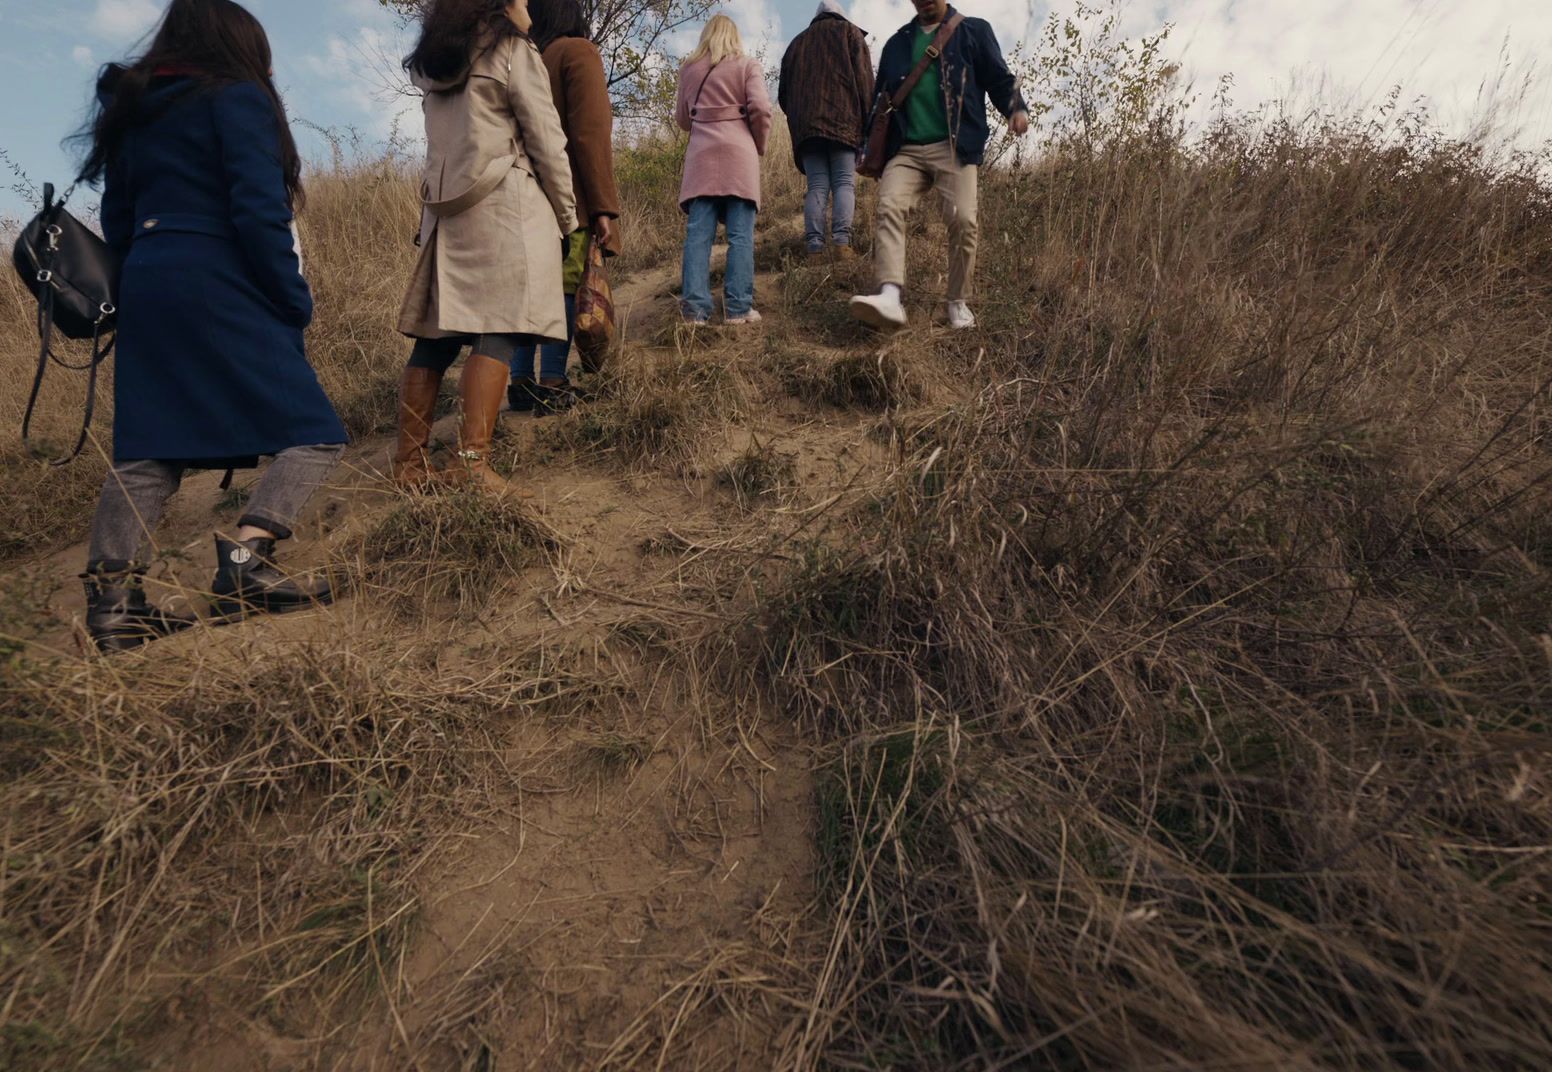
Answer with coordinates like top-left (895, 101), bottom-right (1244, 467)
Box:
top-left (507, 0), bottom-right (622, 414)
top-left (778, 1), bottom-right (874, 258)
top-left (393, 0), bottom-right (577, 494)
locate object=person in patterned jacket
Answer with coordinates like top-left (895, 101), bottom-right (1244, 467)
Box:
top-left (778, 1), bottom-right (874, 260)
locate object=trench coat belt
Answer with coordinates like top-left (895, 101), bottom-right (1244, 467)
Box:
top-left (690, 104), bottom-right (749, 123)
top-left (422, 154), bottom-right (522, 219)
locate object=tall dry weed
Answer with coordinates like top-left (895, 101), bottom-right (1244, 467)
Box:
top-left (725, 91), bottom-right (1552, 1070)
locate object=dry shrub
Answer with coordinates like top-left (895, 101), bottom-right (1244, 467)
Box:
top-left (776, 261), bottom-right (876, 347)
top-left (615, 132), bottom-right (689, 275)
top-left (758, 121), bottom-right (807, 223)
top-left (723, 104), bottom-right (1552, 1069)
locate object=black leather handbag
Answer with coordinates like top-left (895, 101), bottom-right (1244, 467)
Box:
top-left (12, 182), bottom-right (121, 464)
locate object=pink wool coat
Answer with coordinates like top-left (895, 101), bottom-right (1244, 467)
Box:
top-left (675, 55), bottom-right (773, 209)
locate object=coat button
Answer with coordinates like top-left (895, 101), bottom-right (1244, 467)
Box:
top-left (142, 219), bottom-right (159, 229)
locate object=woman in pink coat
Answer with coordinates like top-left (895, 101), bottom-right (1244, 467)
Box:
top-left (675, 15), bottom-right (772, 324)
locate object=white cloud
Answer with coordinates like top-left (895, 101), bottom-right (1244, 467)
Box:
top-left (296, 24), bottom-right (419, 144)
top-left (831, 1), bottom-right (1552, 145)
top-left (92, 0), bottom-right (161, 42)
top-left (666, 1), bottom-right (783, 59)
top-left (726, 0), bottom-right (782, 52)
top-left (1127, 1), bottom-right (1552, 143)
top-left (72, 45), bottom-right (95, 67)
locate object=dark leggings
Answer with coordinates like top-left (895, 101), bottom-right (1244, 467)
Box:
top-left (406, 333), bottom-right (535, 375)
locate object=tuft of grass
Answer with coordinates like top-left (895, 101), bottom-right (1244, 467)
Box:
top-left (254, 862), bottom-right (415, 1028)
top-left (579, 731), bottom-right (651, 775)
top-left (213, 483), bottom-right (252, 513)
top-left (771, 343), bottom-right (926, 411)
top-left (533, 348), bottom-right (744, 473)
top-left (718, 439), bottom-right (795, 505)
top-left (355, 487), bottom-right (557, 616)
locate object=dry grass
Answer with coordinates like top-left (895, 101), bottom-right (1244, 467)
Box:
top-left (4, 33), bottom-right (1552, 1071)
top-left (714, 108), bottom-right (1552, 1069)
top-left (0, 630), bottom-right (507, 1068)
top-left (353, 487), bottom-right (559, 617)
top-left (0, 270), bottom-right (110, 563)
top-left (530, 342), bottom-right (749, 474)
top-left (298, 158), bottom-right (423, 438)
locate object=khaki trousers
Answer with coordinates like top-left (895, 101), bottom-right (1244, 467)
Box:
top-left (873, 141), bottom-right (980, 301)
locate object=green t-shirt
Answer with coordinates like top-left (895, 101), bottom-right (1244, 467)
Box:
top-left (902, 24), bottom-right (950, 146)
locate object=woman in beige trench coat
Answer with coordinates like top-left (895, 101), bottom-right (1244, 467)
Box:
top-left (393, 0), bottom-right (578, 494)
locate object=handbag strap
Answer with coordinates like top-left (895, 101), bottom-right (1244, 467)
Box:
top-left (886, 14), bottom-right (965, 114)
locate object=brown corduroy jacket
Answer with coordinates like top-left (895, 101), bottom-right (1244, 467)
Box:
top-left (542, 37), bottom-right (622, 255)
top-left (777, 13), bottom-right (875, 172)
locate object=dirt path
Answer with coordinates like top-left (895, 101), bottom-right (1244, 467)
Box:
top-left (10, 228), bottom-right (905, 1069)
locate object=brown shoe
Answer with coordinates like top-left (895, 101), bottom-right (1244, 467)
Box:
top-left (451, 352), bottom-right (524, 496)
top-left (834, 244), bottom-right (858, 262)
top-left (393, 366), bottom-right (443, 487)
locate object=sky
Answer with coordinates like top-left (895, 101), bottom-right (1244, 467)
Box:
top-left (1, 0), bottom-right (1550, 223)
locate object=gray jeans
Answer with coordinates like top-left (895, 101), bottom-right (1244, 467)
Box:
top-left (802, 142), bottom-right (857, 251)
top-left (87, 444), bottom-right (344, 566)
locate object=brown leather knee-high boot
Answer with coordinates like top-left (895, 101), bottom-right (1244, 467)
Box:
top-left (393, 366), bottom-right (443, 487)
top-left (454, 352), bottom-right (517, 495)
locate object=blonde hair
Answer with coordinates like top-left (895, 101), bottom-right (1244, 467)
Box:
top-left (686, 14), bottom-right (743, 65)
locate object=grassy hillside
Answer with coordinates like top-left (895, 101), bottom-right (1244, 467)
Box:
top-left (3, 26), bottom-right (1550, 1072)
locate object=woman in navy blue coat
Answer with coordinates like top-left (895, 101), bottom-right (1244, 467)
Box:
top-left (75, 0), bottom-right (346, 653)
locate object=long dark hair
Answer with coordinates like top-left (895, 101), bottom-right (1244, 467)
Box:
top-left (75, 0), bottom-right (304, 208)
top-left (529, 0), bottom-right (591, 53)
top-left (405, 0), bottom-right (527, 83)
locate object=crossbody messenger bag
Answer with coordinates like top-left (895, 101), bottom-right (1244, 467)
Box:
top-left (858, 14), bottom-right (965, 179)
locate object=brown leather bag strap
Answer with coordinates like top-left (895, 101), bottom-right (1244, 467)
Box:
top-left (888, 14), bottom-right (965, 113)
top-left (688, 61), bottom-right (721, 121)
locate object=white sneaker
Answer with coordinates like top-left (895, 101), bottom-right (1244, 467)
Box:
top-left (726, 309), bottom-right (763, 325)
top-left (946, 301), bottom-right (976, 330)
top-left (849, 289), bottom-right (908, 331)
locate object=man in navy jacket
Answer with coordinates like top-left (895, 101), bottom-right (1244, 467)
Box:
top-left (850, 0), bottom-right (1029, 332)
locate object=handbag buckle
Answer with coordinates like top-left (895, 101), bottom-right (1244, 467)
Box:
top-left (98, 302), bottom-right (116, 319)
top-left (44, 224), bottom-right (62, 252)
top-left (36, 269), bottom-right (53, 284)
top-left (926, 46), bottom-right (941, 59)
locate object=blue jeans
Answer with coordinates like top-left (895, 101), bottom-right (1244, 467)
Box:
top-left (509, 293), bottom-right (575, 383)
top-left (681, 196), bottom-right (757, 320)
top-left (801, 143), bottom-right (857, 252)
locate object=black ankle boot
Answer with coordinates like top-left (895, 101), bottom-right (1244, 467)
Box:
top-left (82, 561), bottom-right (197, 654)
top-left (210, 536), bottom-right (333, 623)
top-left (507, 378), bottom-right (541, 413)
top-left (534, 379), bottom-right (579, 417)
